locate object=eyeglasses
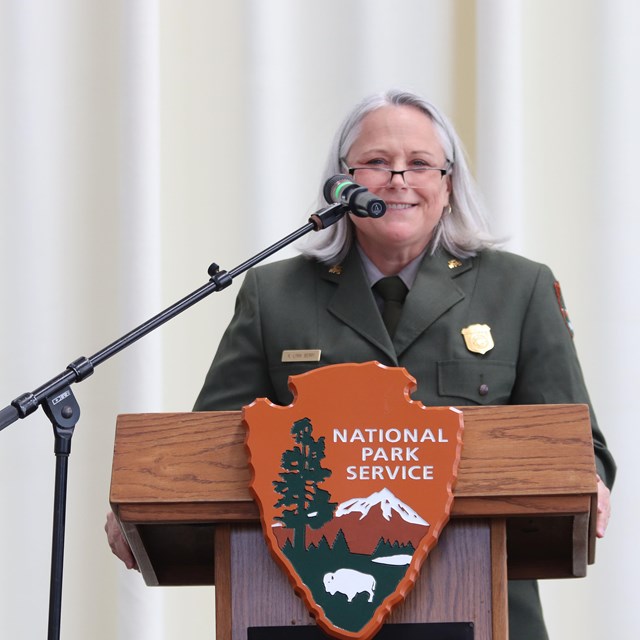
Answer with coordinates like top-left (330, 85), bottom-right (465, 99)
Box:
top-left (342, 162), bottom-right (452, 189)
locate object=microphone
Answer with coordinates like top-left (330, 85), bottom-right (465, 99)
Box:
top-left (323, 175), bottom-right (386, 218)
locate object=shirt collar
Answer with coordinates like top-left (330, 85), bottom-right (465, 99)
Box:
top-left (356, 242), bottom-right (427, 290)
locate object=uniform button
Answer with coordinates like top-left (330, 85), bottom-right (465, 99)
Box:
top-left (478, 384), bottom-right (489, 396)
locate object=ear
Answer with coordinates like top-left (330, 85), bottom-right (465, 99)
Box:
top-left (445, 174), bottom-right (453, 197)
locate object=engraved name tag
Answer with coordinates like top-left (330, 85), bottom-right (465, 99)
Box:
top-left (281, 349), bottom-right (322, 363)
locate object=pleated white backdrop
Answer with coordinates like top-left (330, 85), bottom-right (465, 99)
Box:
top-left (0, 1), bottom-right (637, 638)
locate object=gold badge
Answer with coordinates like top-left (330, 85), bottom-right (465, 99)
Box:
top-left (281, 349), bottom-right (322, 363)
top-left (448, 259), bottom-right (463, 269)
top-left (328, 264), bottom-right (343, 275)
top-left (461, 324), bottom-right (494, 355)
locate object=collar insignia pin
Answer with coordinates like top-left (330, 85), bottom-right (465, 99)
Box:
top-left (448, 259), bottom-right (463, 269)
top-left (329, 264), bottom-right (343, 275)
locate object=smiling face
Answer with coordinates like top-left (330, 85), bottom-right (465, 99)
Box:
top-left (344, 105), bottom-right (451, 273)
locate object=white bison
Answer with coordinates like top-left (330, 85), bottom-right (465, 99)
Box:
top-left (323, 568), bottom-right (376, 603)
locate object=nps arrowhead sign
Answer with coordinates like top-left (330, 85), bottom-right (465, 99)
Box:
top-left (243, 362), bottom-right (464, 640)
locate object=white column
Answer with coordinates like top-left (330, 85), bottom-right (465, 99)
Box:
top-left (116, 1), bottom-right (164, 638)
top-left (596, 3), bottom-right (640, 630)
top-left (0, 3), bottom-right (68, 635)
top-left (542, 2), bottom-right (640, 636)
top-left (475, 0), bottom-right (525, 251)
top-left (245, 0), bottom-right (303, 256)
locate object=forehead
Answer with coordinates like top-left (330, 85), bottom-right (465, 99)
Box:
top-left (349, 105), bottom-right (444, 157)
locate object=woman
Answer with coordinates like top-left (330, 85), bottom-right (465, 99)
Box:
top-left (108, 90), bottom-right (615, 638)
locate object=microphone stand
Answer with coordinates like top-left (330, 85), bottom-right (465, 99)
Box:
top-left (0, 202), bottom-right (348, 640)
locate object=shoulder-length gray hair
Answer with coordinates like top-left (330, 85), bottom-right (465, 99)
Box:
top-left (300, 89), bottom-right (495, 263)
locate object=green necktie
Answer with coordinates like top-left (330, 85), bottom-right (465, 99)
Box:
top-left (373, 276), bottom-right (408, 338)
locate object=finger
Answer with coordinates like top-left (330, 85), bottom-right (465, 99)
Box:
top-left (105, 512), bottom-right (139, 570)
top-left (595, 477), bottom-right (611, 538)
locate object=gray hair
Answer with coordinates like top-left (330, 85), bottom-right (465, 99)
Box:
top-left (300, 89), bottom-right (496, 263)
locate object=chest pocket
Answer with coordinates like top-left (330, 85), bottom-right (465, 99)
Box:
top-left (437, 360), bottom-right (516, 405)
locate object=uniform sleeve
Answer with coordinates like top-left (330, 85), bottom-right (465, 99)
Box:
top-left (193, 269), bottom-right (277, 411)
top-left (510, 264), bottom-right (616, 488)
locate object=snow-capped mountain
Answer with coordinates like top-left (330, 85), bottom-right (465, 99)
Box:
top-left (335, 487), bottom-right (429, 526)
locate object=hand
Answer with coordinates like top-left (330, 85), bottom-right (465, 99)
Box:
top-left (595, 475), bottom-right (611, 538)
top-left (105, 510), bottom-right (139, 571)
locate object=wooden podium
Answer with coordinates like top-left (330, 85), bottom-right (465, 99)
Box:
top-left (109, 405), bottom-right (597, 640)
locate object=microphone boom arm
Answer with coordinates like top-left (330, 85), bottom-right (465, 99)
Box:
top-left (1, 202), bottom-right (347, 432)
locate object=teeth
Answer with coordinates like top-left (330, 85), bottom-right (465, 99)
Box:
top-left (386, 203), bottom-right (414, 210)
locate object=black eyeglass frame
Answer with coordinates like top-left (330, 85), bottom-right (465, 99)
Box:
top-left (341, 160), bottom-right (453, 186)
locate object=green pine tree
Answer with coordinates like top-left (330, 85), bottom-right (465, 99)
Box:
top-left (331, 529), bottom-right (351, 555)
top-left (273, 417), bottom-right (337, 550)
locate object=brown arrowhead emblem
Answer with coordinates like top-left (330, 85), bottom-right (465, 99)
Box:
top-left (243, 361), bottom-right (464, 640)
